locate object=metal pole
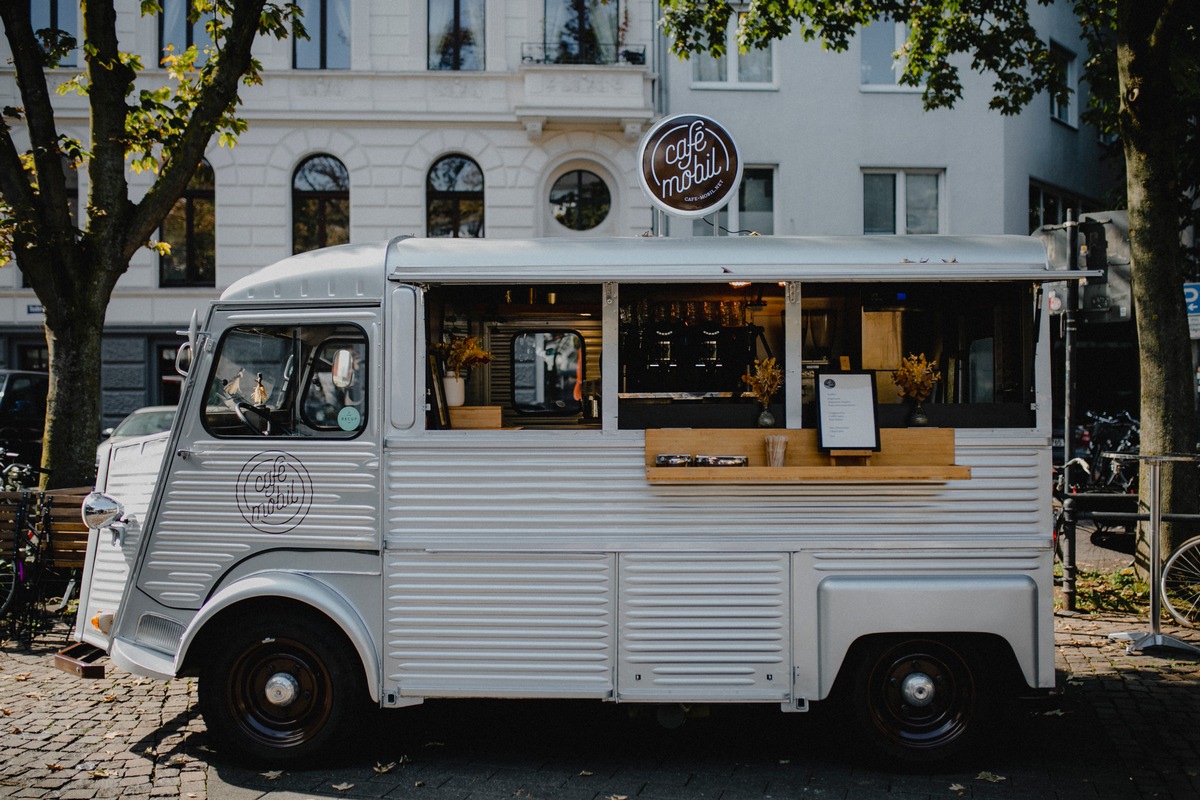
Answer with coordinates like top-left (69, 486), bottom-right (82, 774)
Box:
top-left (1149, 459), bottom-right (1163, 634)
top-left (1062, 210), bottom-right (1079, 611)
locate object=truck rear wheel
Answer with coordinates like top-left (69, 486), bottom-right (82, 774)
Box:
top-left (198, 609), bottom-right (365, 764)
top-left (851, 636), bottom-right (987, 763)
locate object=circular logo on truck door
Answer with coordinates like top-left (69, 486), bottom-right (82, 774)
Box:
top-left (237, 451), bottom-right (313, 534)
top-left (637, 113), bottom-right (742, 218)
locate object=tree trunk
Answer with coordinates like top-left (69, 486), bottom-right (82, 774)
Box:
top-left (41, 309), bottom-right (106, 490)
top-left (1118, 1), bottom-right (1199, 567)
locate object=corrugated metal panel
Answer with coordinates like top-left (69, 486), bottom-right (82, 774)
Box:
top-left (78, 436), bottom-right (168, 648)
top-left (138, 439), bottom-right (381, 608)
top-left (618, 553), bottom-right (789, 700)
top-left (384, 552), bottom-right (614, 697)
top-left (382, 433), bottom-right (1051, 551)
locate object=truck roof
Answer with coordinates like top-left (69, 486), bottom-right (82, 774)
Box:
top-left (222, 235), bottom-right (1053, 303)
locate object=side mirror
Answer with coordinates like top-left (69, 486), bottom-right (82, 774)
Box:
top-left (82, 491), bottom-right (125, 530)
top-left (331, 349), bottom-right (354, 389)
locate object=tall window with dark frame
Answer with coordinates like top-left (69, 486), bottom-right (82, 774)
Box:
top-left (160, 160), bottom-right (216, 287)
top-left (427, 155), bottom-right (484, 238)
top-left (294, 0), bottom-right (351, 69)
top-left (544, 0), bottom-right (620, 65)
top-left (159, 0), bottom-right (213, 65)
top-left (429, 0), bottom-right (485, 70)
top-left (29, 0), bottom-right (78, 67)
top-left (293, 154), bottom-right (350, 254)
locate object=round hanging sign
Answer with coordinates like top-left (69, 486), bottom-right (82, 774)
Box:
top-left (637, 113), bottom-right (742, 218)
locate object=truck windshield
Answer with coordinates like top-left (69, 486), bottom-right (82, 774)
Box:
top-left (204, 324), bottom-right (367, 438)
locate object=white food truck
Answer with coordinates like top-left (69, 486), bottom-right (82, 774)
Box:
top-left (78, 233), bottom-right (1060, 763)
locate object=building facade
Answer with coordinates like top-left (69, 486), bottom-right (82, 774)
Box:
top-left (0, 1), bottom-right (1117, 427)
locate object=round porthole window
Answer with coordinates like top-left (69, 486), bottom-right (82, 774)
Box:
top-left (549, 170), bottom-right (611, 231)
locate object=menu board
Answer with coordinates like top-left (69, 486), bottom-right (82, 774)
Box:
top-left (816, 371), bottom-right (880, 451)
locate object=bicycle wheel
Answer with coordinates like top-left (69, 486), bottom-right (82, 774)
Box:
top-left (1162, 536), bottom-right (1200, 627)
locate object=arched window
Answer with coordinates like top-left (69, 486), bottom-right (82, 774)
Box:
top-left (160, 159), bottom-right (215, 287)
top-left (293, 154), bottom-right (350, 254)
top-left (427, 155), bottom-right (484, 238)
top-left (549, 169), bottom-right (610, 231)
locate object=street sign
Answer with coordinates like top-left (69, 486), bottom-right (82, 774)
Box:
top-left (1185, 283), bottom-right (1200, 339)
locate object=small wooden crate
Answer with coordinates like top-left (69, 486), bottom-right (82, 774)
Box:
top-left (449, 405), bottom-right (503, 429)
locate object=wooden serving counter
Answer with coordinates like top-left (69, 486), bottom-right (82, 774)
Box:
top-left (644, 428), bottom-right (970, 483)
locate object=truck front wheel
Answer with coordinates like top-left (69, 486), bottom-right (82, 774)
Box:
top-left (851, 636), bottom-right (988, 763)
top-left (198, 609), bottom-right (365, 764)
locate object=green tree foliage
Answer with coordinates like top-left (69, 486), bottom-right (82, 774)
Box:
top-left (662, 0), bottom-right (1200, 556)
top-left (0, 1), bottom-right (304, 487)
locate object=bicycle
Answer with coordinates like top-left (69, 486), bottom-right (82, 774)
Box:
top-left (0, 454), bottom-right (51, 640)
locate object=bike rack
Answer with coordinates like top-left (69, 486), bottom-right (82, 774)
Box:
top-left (1100, 453), bottom-right (1200, 655)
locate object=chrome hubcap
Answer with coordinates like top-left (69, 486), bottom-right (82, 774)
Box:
top-left (264, 672), bottom-right (300, 707)
top-left (900, 672), bottom-right (935, 707)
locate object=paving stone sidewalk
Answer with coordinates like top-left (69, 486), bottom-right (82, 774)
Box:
top-left (4, 526), bottom-right (1200, 800)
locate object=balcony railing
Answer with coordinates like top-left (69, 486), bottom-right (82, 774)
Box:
top-left (521, 42), bottom-right (647, 66)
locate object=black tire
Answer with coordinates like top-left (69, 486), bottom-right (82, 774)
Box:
top-left (850, 636), bottom-right (987, 763)
top-left (198, 608), bottom-right (367, 764)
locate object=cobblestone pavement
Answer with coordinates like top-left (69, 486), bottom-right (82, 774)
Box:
top-left (3, 531), bottom-right (1199, 800)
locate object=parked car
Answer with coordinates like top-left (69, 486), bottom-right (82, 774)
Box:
top-left (0, 369), bottom-right (49, 466)
top-left (96, 405), bottom-right (177, 471)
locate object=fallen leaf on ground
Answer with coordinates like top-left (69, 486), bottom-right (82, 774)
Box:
top-left (949, 783), bottom-right (965, 792)
top-left (45, 763), bottom-right (63, 771)
top-left (88, 769), bottom-right (108, 779)
top-left (424, 741), bottom-right (444, 747)
top-left (332, 782), bottom-right (354, 791)
top-left (1043, 708), bottom-right (1066, 716)
top-left (2, 708), bottom-right (10, 715)
top-left (14, 673), bottom-right (30, 681)
top-left (373, 761), bottom-right (396, 774)
top-left (578, 770), bottom-right (594, 777)
top-left (260, 770), bottom-right (283, 780)
top-left (102, 695), bottom-right (117, 703)
top-left (414, 781), bottom-right (425, 787)
top-left (606, 795), bottom-right (629, 800)
top-left (976, 771), bottom-right (1007, 783)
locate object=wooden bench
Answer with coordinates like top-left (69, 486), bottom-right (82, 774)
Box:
top-left (0, 490), bottom-right (35, 562)
top-left (37, 488), bottom-right (93, 570)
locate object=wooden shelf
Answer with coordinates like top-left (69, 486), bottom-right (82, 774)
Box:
top-left (646, 465), bottom-right (971, 483)
top-left (645, 427), bottom-right (970, 483)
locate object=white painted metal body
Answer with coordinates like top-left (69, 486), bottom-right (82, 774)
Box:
top-left (76, 234), bottom-right (1059, 712)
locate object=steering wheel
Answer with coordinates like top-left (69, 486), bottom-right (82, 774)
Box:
top-left (234, 403), bottom-right (272, 436)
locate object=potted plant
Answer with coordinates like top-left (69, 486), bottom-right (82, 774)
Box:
top-left (891, 353), bottom-right (941, 426)
top-left (433, 336), bottom-right (492, 407)
top-left (742, 357), bottom-right (783, 427)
